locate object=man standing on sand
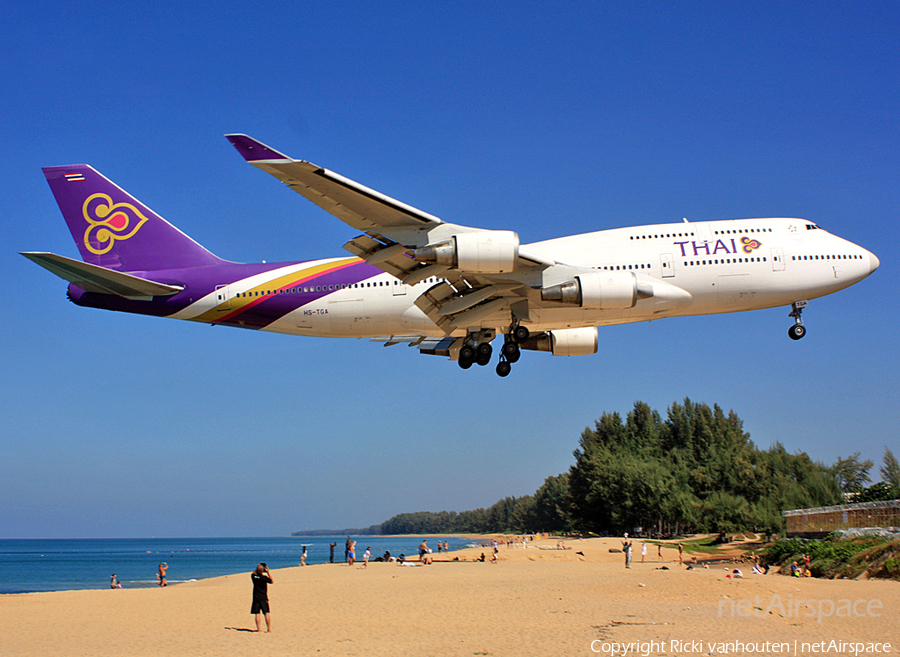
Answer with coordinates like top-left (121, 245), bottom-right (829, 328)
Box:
top-left (157, 563), bottom-right (168, 587)
top-left (329, 542), bottom-right (336, 564)
top-left (251, 563), bottom-right (273, 633)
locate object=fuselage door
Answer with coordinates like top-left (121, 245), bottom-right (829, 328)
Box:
top-left (392, 279), bottom-right (407, 296)
top-left (215, 284), bottom-right (231, 311)
top-left (771, 248), bottom-right (785, 272)
top-left (660, 253), bottom-right (675, 278)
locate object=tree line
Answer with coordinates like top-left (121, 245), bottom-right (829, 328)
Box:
top-left (297, 400), bottom-right (899, 537)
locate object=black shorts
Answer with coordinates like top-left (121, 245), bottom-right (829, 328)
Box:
top-left (251, 599), bottom-right (270, 614)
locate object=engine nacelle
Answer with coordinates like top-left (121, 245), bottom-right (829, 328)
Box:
top-left (520, 327), bottom-right (598, 356)
top-left (414, 230), bottom-right (519, 273)
top-left (541, 271), bottom-right (639, 309)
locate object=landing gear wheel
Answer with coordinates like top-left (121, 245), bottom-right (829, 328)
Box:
top-left (496, 361), bottom-right (512, 377)
top-left (472, 341), bottom-right (492, 366)
top-left (513, 326), bottom-right (530, 343)
top-left (459, 344), bottom-right (475, 368)
top-left (501, 341), bottom-right (520, 363)
top-left (788, 324), bottom-right (806, 340)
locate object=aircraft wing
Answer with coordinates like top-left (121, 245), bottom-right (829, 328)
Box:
top-left (225, 134), bottom-right (442, 232)
top-left (21, 252), bottom-right (183, 299)
top-left (226, 134), bottom-right (560, 334)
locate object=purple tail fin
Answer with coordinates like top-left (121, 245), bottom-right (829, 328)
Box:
top-left (43, 165), bottom-right (225, 272)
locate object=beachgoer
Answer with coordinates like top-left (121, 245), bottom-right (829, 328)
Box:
top-left (157, 563), bottom-right (168, 587)
top-left (363, 547), bottom-right (371, 568)
top-left (641, 541), bottom-right (647, 563)
top-left (345, 537), bottom-right (351, 563)
top-left (657, 544), bottom-right (662, 562)
top-left (443, 541), bottom-right (448, 552)
top-left (625, 541), bottom-right (633, 569)
top-left (418, 540), bottom-right (428, 562)
top-left (251, 563), bottom-right (273, 632)
top-left (677, 543), bottom-right (683, 564)
top-left (300, 545), bottom-right (307, 566)
top-left (348, 540), bottom-right (356, 566)
top-left (791, 561), bottom-right (800, 577)
top-left (110, 574), bottom-right (122, 589)
top-left (329, 542), bottom-right (336, 564)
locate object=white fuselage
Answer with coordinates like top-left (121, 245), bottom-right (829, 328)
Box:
top-left (176, 217), bottom-right (878, 339)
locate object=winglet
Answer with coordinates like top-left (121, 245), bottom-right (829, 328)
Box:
top-left (225, 134), bottom-right (293, 162)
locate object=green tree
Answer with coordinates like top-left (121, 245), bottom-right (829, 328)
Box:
top-left (830, 452), bottom-right (874, 495)
top-left (880, 447), bottom-right (900, 493)
top-left (373, 400), bottom-right (849, 538)
top-left (531, 473), bottom-right (572, 533)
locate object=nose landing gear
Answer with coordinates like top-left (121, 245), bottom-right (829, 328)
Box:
top-left (788, 301), bottom-right (808, 340)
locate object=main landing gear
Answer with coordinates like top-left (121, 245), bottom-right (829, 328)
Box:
top-left (788, 300), bottom-right (808, 340)
top-left (457, 325), bottom-right (530, 377)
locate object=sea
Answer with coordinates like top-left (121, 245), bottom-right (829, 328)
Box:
top-left (0, 535), bottom-right (481, 594)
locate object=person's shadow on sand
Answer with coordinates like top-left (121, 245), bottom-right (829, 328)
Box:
top-left (224, 627), bottom-right (257, 632)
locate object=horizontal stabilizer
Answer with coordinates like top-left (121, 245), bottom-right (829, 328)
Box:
top-left (21, 252), bottom-right (183, 300)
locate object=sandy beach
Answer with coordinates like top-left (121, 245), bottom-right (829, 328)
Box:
top-left (2, 537), bottom-right (897, 656)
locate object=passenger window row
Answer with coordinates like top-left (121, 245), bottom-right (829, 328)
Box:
top-left (234, 277), bottom-right (447, 299)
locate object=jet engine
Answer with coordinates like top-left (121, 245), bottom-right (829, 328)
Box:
top-left (414, 230), bottom-right (519, 273)
top-left (519, 327), bottom-right (598, 356)
top-left (541, 271), bottom-right (649, 309)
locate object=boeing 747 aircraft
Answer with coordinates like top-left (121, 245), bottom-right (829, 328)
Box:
top-left (24, 134), bottom-right (879, 376)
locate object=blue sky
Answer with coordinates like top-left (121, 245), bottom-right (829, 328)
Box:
top-left (2, 1), bottom-right (897, 538)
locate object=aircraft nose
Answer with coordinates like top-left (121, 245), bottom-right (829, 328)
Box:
top-left (868, 250), bottom-right (880, 272)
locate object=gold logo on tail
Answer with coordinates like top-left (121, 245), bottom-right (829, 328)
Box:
top-left (83, 193), bottom-right (150, 255)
